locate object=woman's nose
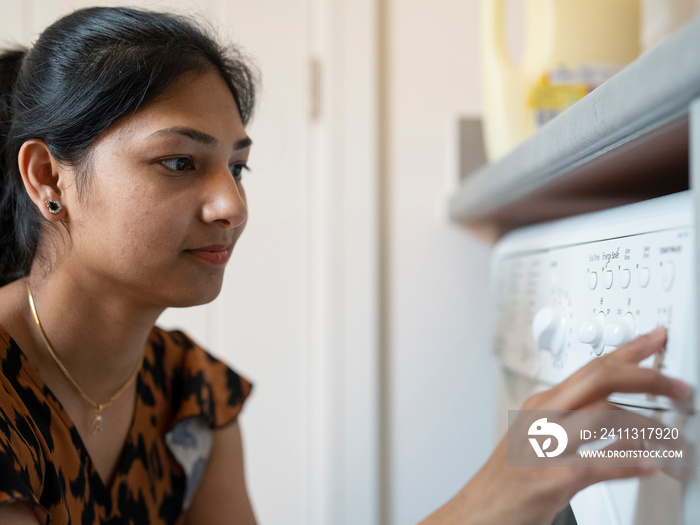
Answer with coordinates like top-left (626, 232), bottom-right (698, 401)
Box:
top-left (200, 169), bottom-right (248, 228)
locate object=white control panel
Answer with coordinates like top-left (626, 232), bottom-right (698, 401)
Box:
top-left (490, 191), bottom-right (696, 410)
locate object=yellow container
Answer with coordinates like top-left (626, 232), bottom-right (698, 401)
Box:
top-left (481, 0), bottom-right (641, 161)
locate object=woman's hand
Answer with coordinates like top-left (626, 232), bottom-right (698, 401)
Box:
top-left (418, 327), bottom-right (693, 525)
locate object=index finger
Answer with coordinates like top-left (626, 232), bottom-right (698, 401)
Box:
top-left (552, 365), bottom-right (690, 410)
top-left (605, 327), bottom-right (667, 364)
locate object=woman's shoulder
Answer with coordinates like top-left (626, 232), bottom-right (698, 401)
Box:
top-left (142, 327), bottom-right (254, 511)
top-left (147, 327), bottom-right (250, 385)
top-left (145, 326), bottom-right (253, 429)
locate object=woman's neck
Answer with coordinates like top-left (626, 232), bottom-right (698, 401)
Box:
top-left (22, 265), bottom-right (164, 402)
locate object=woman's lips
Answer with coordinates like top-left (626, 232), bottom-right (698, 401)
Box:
top-left (186, 244), bottom-right (231, 265)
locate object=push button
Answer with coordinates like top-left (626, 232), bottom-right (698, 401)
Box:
top-left (588, 271), bottom-right (598, 290)
top-left (638, 267), bottom-right (650, 288)
top-left (604, 270), bottom-right (614, 289)
top-left (620, 269), bottom-right (631, 289)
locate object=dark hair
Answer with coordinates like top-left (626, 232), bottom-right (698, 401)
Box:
top-left (0, 7), bottom-right (257, 286)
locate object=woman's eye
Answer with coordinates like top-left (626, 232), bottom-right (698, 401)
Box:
top-left (230, 163), bottom-right (249, 179)
top-left (161, 157), bottom-right (194, 171)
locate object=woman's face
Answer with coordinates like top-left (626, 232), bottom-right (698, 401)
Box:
top-left (58, 69), bottom-right (251, 307)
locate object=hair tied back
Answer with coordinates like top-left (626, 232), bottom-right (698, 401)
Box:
top-left (0, 7), bottom-right (258, 287)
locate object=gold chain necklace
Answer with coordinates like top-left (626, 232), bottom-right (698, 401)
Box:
top-left (25, 279), bottom-right (143, 433)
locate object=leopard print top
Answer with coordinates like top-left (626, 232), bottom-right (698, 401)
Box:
top-left (0, 325), bottom-right (253, 524)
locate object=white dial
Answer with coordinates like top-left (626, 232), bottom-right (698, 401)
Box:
top-left (532, 307), bottom-right (567, 355)
top-left (603, 313), bottom-right (636, 348)
top-left (578, 312), bottom-right (606, 355)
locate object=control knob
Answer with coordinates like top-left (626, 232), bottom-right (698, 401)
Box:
top-left (532, 307), bottom-right (567, 355)
top-left (578, 312), bottom-right (606, 355)
top-left (603, 313), bottom-right (636, 348)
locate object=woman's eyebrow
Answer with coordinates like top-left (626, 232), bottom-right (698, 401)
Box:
top-left (233, 136), bottom-right (253, 151)
top-left (148, 126), bottom-right (253, 151)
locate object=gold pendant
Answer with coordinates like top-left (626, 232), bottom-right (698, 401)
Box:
top-left (92, 405), bottom-right (104, 433)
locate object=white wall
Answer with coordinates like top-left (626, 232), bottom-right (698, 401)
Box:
top-left (382, 1), bottom-right (496, 523)
top-left (306, 0), bottom-right (381, 523)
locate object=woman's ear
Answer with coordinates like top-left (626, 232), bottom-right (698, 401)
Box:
top-left (18, 139), bottom-right (69, 221)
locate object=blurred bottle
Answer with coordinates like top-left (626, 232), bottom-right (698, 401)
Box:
top-left (641, 0), bottom-right (700, 52)
top-left (481, 0), bottom-right (641, 162)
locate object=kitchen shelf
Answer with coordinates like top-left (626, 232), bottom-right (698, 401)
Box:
top-left (449, 15), bottom-right (700, 241)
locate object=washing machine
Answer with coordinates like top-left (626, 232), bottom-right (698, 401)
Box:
top-left (489, 191), bottom-right (698, 525)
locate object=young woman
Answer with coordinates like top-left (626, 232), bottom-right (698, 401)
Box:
top-left (0, 6), bottom-right (691, 525)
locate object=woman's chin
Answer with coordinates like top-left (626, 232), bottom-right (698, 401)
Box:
top-left (158, 279), bottom-right (224, 308)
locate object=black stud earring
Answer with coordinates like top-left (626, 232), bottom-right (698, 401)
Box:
top-left (46, 200), bottom-right (62, 215)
